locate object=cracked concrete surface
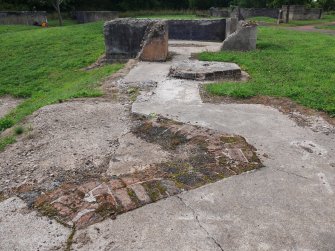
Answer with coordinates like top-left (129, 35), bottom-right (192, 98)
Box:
top-left (73, 40), bottom-right (335, 250)
top-left (0, 197), bottom-right (70, 251)
top-left (1, 39), bottom-right (334, 250)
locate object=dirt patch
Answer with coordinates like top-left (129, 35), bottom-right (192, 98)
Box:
top-left (200, 86), bottom-right (335, 134)
top-left (0, 96), bottom-right (21, 119)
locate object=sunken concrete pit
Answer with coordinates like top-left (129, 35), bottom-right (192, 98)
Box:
top-left (104, 18), bottom-right (168, 63)
top-left (169, 61), bottom-right (242, 81)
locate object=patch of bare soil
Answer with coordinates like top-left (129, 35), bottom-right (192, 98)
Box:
top-left (0, 96), bottom-right (21, 119)
top-left (200, 86), bottom-right (335, 135)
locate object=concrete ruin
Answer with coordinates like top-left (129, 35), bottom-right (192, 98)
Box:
top-left (168, 19), bottom-right (226, 41)
top-left (169, 61), bottom-right (242, 81)
top-left (222, 21), bottom-right (257, 51)
top-left (104, 19), bottom-right (168, 63)
top-left (0, 11), bottom-right (47, 25)
top-left (139, 21), bottom-right (169, 61)
top-left (72, 11), bottom-right (119, 23)
top-left (282, 5), bottom-right (322, 21)
top-left (209, 7), bottom-right (279, 19)
top-left (225, 17), bottom-right (238, 37)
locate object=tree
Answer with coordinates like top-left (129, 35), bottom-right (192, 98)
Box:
top-left (48, 0), bottom-right (66, 26)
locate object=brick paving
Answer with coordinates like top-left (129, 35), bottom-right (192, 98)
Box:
top-left (32, 117), bottom-right (262, 229)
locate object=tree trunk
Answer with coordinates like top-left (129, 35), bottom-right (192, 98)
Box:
top-left (56, 3), bottom-right (63, 26)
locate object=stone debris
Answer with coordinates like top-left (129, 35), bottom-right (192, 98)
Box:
top-left (169, 60), bottom-right (242, 81)
top-left (222, 21), bottom-right (258, 51)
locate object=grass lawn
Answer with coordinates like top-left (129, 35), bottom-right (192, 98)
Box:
top-left (0, 22), bottom-right (123, 149)
top-left (0, 24), bottom-right (39, 34)
top-left (249, 14), bottom-right (335, 26)
top-left (315, 24), bottom-right (335, 30)
top-left (200, 27), bottom-right (335, 116)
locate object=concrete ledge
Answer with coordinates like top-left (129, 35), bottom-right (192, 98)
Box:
top-left (167, 19), bottom-right (226, 41)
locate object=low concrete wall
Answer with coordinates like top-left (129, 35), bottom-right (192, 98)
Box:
top-left (168, 19), bottom-right (226, 41)
top-left (282, 5), bottom-right (322, 20)
top-left (209, 7), bottom-right (230, 17)
top-left (0, 11), bottom-right (47, 25)
top-left (73, 11), bottom-right (119, 23)
top-left (230, 7), bottom-right (279, 19)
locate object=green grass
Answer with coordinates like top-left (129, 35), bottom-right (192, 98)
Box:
top-left (315, 24), bottom-right (335, 30)
top-left (200, 27), bottom-right (335, 116)
top-left (287, 14), bottom-right (335, 26)
top-left (47, 18), bottom-right (78, 27)
top-left (0, 22), bottom-right (123, 139)
top-left (249, 14), bottom-right (335, 26)
top-left (248, 16), bottom-right (277, 24)
top-left (0, 24), bottom-right (39, 34)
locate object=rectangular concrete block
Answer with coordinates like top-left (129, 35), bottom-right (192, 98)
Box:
top-left (104, 18), bottom-right (168, 63)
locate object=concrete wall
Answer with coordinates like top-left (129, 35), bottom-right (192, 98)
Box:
top-left (104, 18), bottom-right (168, 63)
top-left (73, 11), bottom-right (119, 23)
top-left (282, 5), bottom-right (322, 20)
top-left (0, 11), bottom-right (47, 25)
top-left (230, 7), bottom-right (279, 19)
top-left (168, 19), bottom-right (226, 42)
top-left (209, 7), bottom-right (230, 17)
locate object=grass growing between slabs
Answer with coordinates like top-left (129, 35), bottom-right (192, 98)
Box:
top-left (0, 22), bottom-right (123, 149)
top-left (200, 26), bottom-right (335, 116)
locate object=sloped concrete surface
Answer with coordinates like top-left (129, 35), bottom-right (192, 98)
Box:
top-left (0, 197), bottom-right (70, 251)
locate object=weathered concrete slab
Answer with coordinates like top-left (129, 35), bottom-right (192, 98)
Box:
top-left (127, 40), bottom-right (335, 250)
top-left (0, 197), bottom-right (70, 251)
top-left (72, 196), bottom-right (222, 250)
top-left (104, 18), bottom-right (168, 63)
top-left (0, 101), bottom-right (168, 193)
top-left (169, 60), bottom-right (241, 81)
top-left (222, 21), bottom-right (257, 51)
top-left (168, 19), bottom-right (226, 41)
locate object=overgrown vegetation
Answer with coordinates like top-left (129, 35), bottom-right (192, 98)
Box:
top-left (200, 26), bottom-right (335, 116)
top-left (0, 22), bottom-right (123, 145)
